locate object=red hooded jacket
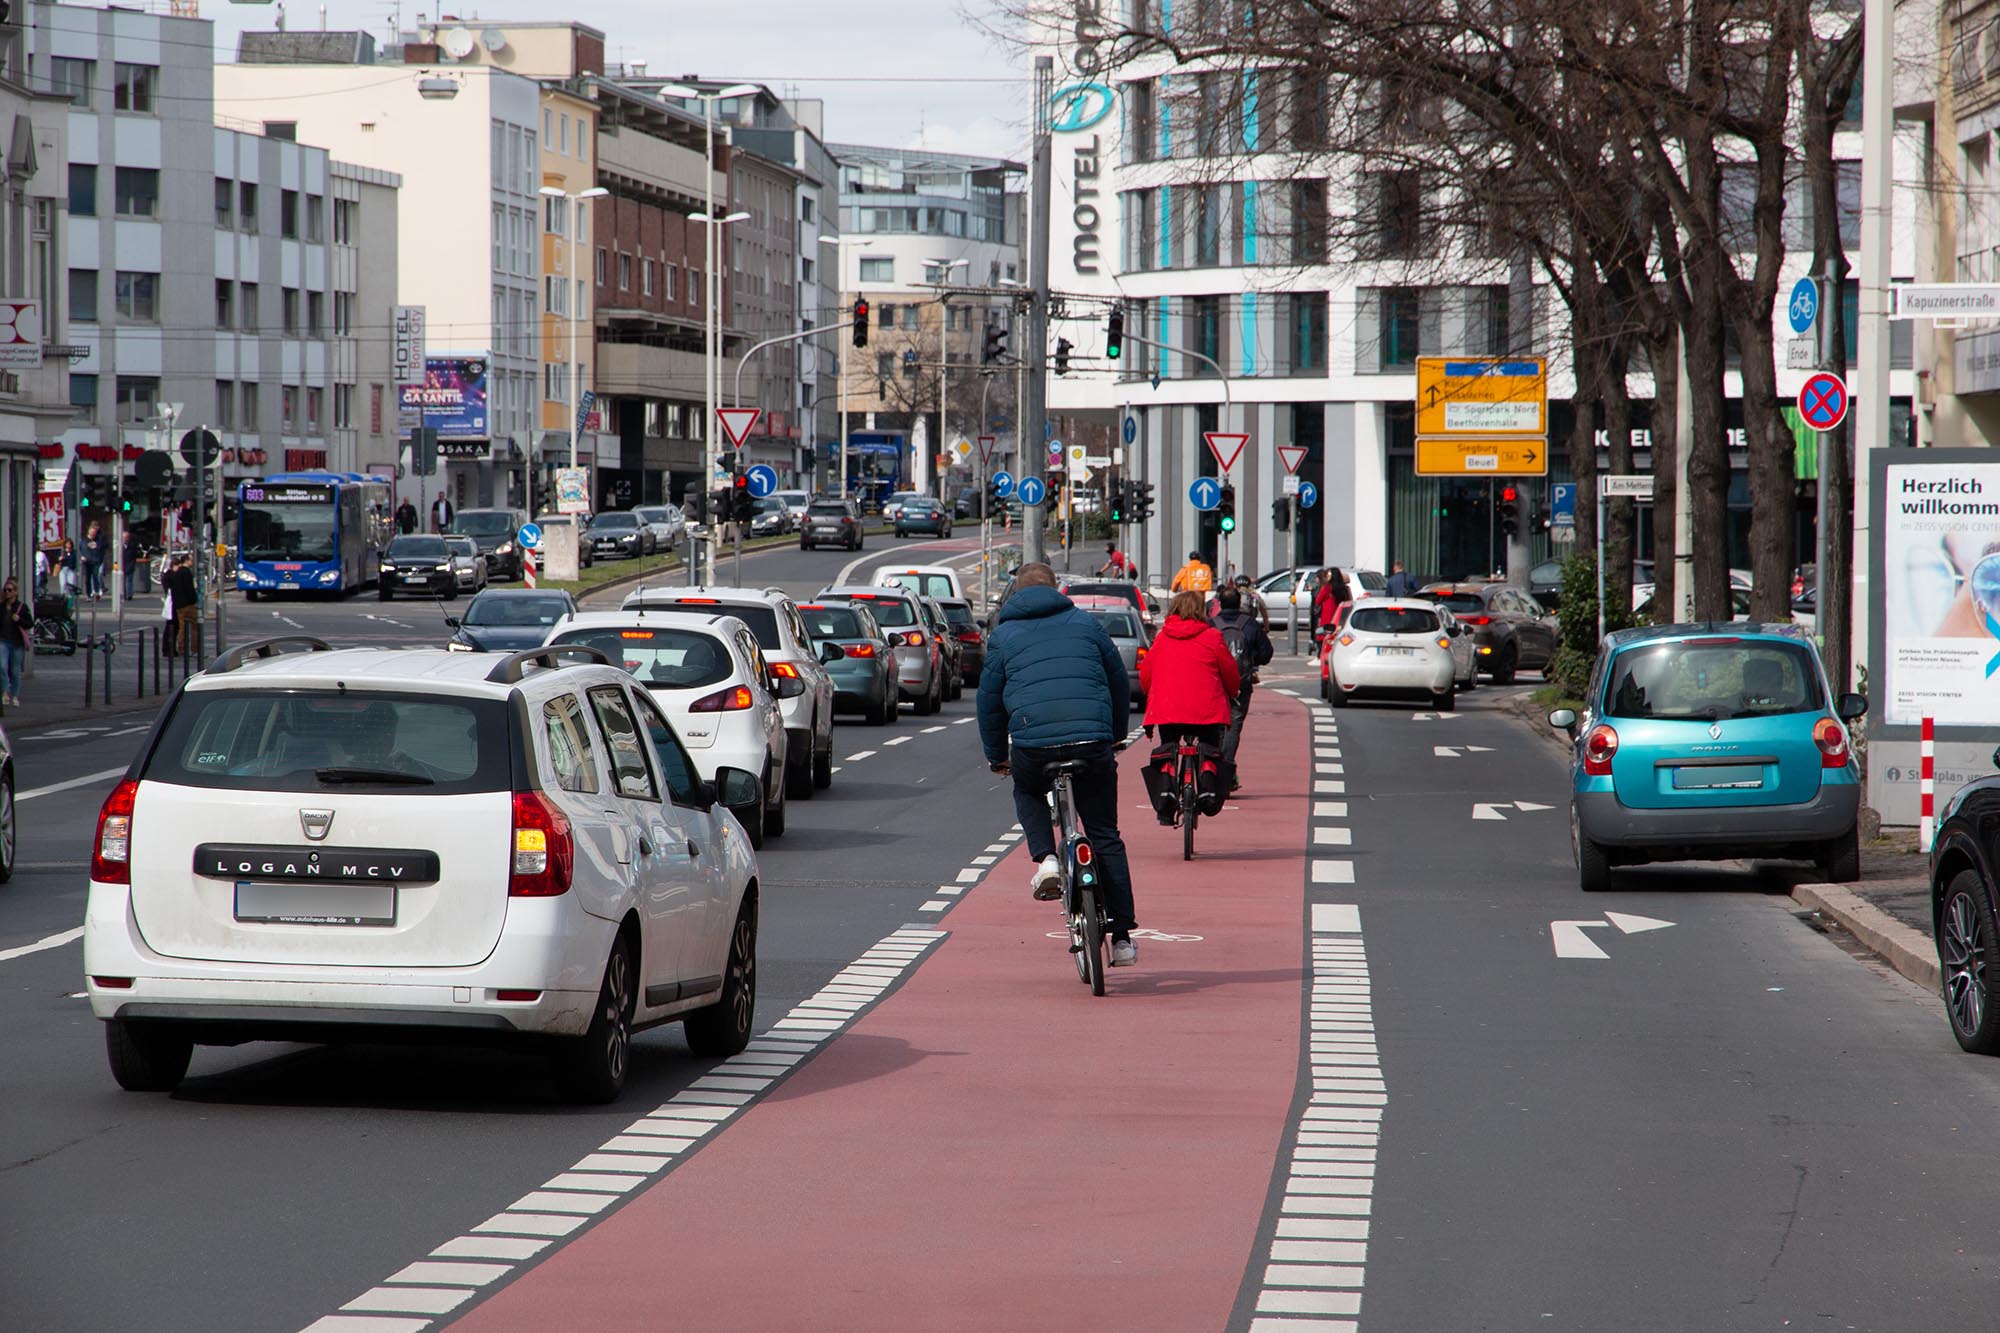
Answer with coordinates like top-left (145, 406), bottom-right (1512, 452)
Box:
top-left (1139, 615), bottom-right (1241, 726)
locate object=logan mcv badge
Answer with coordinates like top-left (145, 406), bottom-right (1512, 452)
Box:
top-left (300, 809), bottom-right (335, 842)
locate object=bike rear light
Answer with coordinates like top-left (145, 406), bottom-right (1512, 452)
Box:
top-left (91, 778), bottom-right (139, 884)
top-left (1813, 716), bottom-right (1850, 768)
top-left (1075, 842), bottom-right (1094, 866)
top-left (689, 685), bottom-right (756, 712)
top-left (509, 790), bottom-right (574, 897)
top-left (1582, 723), bottom-right (1619, 776)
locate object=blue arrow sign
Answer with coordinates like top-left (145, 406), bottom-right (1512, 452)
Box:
top-left (1016, 476), bottom-right (1047, 507)
top-left (744, 464), bottom-right (779, 498)
top-left (1122, 414), bottom-right (1137, 445)
top-left (517, 522), bottom-right (542, 550)
top-left (1788, 277), bottom-right (1819, 335)
top-left (1297, 481), bottom-right (1318, 511)
top-left (1551, 482), bottom-right (1576, 527)
top-left (991, 470), bottom-right (1016, 498)
top-left (1189, 477), bottom-right (1221, 512)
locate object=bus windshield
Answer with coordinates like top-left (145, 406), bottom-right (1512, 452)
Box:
top-left (242, 502), bottom-right (337, 563)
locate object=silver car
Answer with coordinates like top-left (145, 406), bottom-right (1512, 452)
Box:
top-left (1078, 598), bottom-right (1151, 704)
top-left (634, 505), bottom-right (685, 551)
top-left (817, 585), bottom-right (943, 716)
top-left (445, 535), bottom-right (488, 593)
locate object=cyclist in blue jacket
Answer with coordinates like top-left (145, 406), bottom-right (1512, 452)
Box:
top-left (977, 562), bottom-right (1140, 966)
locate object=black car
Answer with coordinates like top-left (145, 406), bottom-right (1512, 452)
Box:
top-left (378, 534), bottom-right (456, 601)
top-left (1417, 582), bottom-right (1559, 683)
top-left (585, 511), bottom-right (651, 560)
top-left (801, 497), bottom-right (864, 552)
top-left (937, 596), bottom-right (986, 684)
top-left (444, 587), bottom-right (580, 652)
top-left (895, 497), bottom-right (952, 538)
top-left (1528, 558), bottom-right (1564, 611)
top-left (1933, 754), bottom-right (2000, 1054)
top-left (448, 507), bottom-right (528, 580)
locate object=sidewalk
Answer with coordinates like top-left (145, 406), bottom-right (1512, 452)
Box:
top-left (447, 693), bottom-right (1319, 1331)
top-left (2, 594), bottom-right (193, 734)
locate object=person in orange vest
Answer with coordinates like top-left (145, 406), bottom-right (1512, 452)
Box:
top-left (1170, 550), bottom-right (1214, 594)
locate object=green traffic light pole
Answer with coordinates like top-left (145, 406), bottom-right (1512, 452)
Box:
top-left (1105, 327), bottom-right (1232, 578)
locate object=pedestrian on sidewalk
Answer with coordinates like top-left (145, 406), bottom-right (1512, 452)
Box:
top-left (432, 494), bottom-right (454, 534)
top-left (82, 520), bottom-right (107, 600)
top-left (396, 499), bottom-right (418, 534)
top-left (976, 561), bottom-right (1142, 967)
top-left (1140, 590), bottom-right (1241, 820)
top-left (1384, 559), bottom-right (1418, 598)
top-left (1209, 586), bottom-right (1273, 791)
top-left (56, 538), bottom-right (78, 598)
top-left (1311, 568), bottom-right (1349, 648)
top-left (0, 577), bottom-right (30, 705)
top-left (121, 527), bottom-right (138, 600)
top-left (169, 555), bottom-right (201, 659)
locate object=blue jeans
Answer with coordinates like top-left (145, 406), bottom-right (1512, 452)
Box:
top-left (0, 641), bottom-right (24, 699)
top-left (82, 560), bottom-right (102, 597)
top-left (1009, 741), bottom-right (1136, 933)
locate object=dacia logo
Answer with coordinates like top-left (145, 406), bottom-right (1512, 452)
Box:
top-left (1050, 82), bottom-right (1115, 134)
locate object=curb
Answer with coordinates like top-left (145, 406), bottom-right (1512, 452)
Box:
top-left (1791, 882), bottom-right (1941, 995)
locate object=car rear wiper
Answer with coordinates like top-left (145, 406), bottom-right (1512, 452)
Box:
top-left (315, 767), bottom-right (434, 786)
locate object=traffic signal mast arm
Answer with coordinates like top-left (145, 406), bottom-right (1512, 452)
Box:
top-left (733, 316), bottom-right (856, 408)
top-left (1103, 326), bottom-right (1231, 415)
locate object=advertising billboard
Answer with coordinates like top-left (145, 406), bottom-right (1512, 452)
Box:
top-left (397, 356), bottom-right (488, 440)
top-left (1879, 455), bottom-right (2000, 728)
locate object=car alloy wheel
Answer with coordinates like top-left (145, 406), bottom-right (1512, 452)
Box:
top-left (0, 771), bottom-right (15, 883)
top-left (1940, 872), bottom-right (2000, 1053)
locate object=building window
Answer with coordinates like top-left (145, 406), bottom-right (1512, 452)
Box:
top-left (544, 107), bottom-right (554, 142)
top-left (308, 291), bottom-right (324, 336)
top-left (1193, 185), bottom-right (1223, 266)
top-left (114, 167), bottom-right (158, 217)
top-left (1286, 292), bottom-right (1327, 375)
top-left (902, 306), bottom-right (918, 330)
top-left (595, 247), bottom-right (607, 286)
top-left (1365, 172), bottom-right (1421, 260)
top-left (114, 271), bottom-right (158, 322)
top-left (215, 279), bottom-right (233, 330)
top-left (1292, 179), bottom-right (1329, 264)
top-left (1482, 286), bottom-right (1511, 356)
top-left (282, 287), bottom-right (299, 335)
top-left (619, 253), bottom-right (631, 290)
top-left (642, 259), bottom-right (655, 296)
top-left (263, 120), bottom-right (297, 141)
top-left (334, 292), bottom-right (353, 336)
top-left (307, 387), bottom-right (323, 433)
top-left (240, 282), bottom-right (259, 332)
top-left (1380, 287), bottom-right (1421, 369)
top-left (214, 177), bottom-right (234, 228)
top-left (875, 352), bottom-right (894, 383)
top-left (215, 381), bottom-right (235, 431)
top-left (116, 375), bottom-right (160, 424)
top-left (239, 182), bottom-right (258, 228)
top-left (112, 63), bottom-right (155, 113)
top-left (280, 189), bottom-right (298, 239)
top-left (332, 198), bottom-right (355, 244)
top-left (69, 164), bottom-right (97, 218)
top-left (665, 264), bottom-right (678, 302)
top-left (305, 194), bottom-right (324, 242)
top-left (334, 383), bottom-right (354, 430)
top-left (859, 256), bottom-right (893, 282)
top-left (71, 372), bottom-right (98, 415)
top-left (1190, 295), bottom-right (1223, 376)
top-left (543, 194), bottom-right (565, 235)
top-left (282, 385), bottom-right (298, 433)
top-left (68, 269), bottom-right (98, 322)
top-left (242, 383), bottom-right (260, 431)
top-left (50, 57), bottom-right (93, 102)
top-left (560, 113), bottom-right (570, 155)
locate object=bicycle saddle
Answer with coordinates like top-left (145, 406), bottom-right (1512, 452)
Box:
top-left (1046, 759), bottom-right (1093, 776)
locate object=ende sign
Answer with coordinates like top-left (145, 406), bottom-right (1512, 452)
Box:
top-left (1054, 0), bottom-right (1111, 276)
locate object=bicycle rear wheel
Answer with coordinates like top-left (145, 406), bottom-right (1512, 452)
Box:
top-left (1181, 777), bottom-right (1198, 861)
top-left (1078, 886), bottom-right (1106, 996)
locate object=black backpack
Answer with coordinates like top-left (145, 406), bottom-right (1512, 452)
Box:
top-left (1217, 618), bottom-right (1256, 684)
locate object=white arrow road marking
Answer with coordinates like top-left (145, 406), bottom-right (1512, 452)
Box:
top-left (1434, 745), bottom-right (1464, 757)
top-left (1514, 801), bottom-right (1554, 812)
top-left (1472, 801), bottom-right (1556, 820)
top-left (1410, 712), bottom-right (1462, 721)
top-left (0, 927), bottom-right (83, 964)
top-left (1605, 912), bottom-right (1675, 934)
top-left (270, 611), bottom-right (306, 629)
top-left (1551, 920), bottom-right (1612, 959)
top-left (1472, 803), bottom-right (1510, 821)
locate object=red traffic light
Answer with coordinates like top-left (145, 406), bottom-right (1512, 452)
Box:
top-left (733, 474), bottom-right (748, 489)
top-left (1501, 486), bottom-right (1519, 503)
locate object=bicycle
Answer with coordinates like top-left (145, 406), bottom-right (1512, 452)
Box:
top-left (1173, 736), bottom-right (1201, 861)
top-left (1045, 758), bottom-right (1110, 996)
top-left (30, 593), bottom-right (77, 656)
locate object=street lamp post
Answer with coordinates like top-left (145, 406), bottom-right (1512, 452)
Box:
top-left (924, 257), bottom-right (968, 499)
top-left (538, 185), bottom-right (609, 502)
top-left (819, 235), bottom-right (853, 498)
top-left (659, 82), bottom-right (758, 586)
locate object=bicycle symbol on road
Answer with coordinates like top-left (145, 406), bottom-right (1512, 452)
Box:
top-left (1044, 928), bottom-right (1204, 943)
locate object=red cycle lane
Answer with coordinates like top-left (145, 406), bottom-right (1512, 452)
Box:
top-left (450, 693), bottom-right (1315, 1332)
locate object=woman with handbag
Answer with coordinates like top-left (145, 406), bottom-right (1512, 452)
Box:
top-left (1137, 590), bottom-right (1241, 823)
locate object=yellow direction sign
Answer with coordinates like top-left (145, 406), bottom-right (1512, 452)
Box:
top-left (1416, 358), bottom-right (1547, 436)
top-left (1415, 437), bottom-right (1550, 477)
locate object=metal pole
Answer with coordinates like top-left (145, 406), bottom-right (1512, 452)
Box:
top-left (703, 98), bottom-right (717, 586)
top-left (1815, 257), bottom-right (1835, 636)
top-left (838, 330), bottom-right (849, 499)
top-left (1022, 56), bottom-right (1054, 566)
top-left (569, 194), bottom-right (580, 473)
top-left (1852, 0), bottom-right (1893, 694)
top-left (1597, 486), bottom-right (1607, 646)
top-left (1289, 496), bottom-right (1301, 655)
top-left (194, 424), bottom-right (207, 658)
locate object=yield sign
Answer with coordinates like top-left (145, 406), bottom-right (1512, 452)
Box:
top-left (717, 407), bottom-right (762, 448)
top-left (976, 434), bottom-right (997, 463)
top-left (1204, 431), bottom-right (1249, 474)
top-left (1797, 372), bottom-right (1848, 432)
top-left (1277, 445), bottom-right (1309, 475)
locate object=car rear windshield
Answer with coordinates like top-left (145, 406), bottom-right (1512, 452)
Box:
top-left (592, 513), bottom-right (638, 529)
top-left (878, 573), bottom-right (955, 600)
top-left (809, 502), bottom-right (851, 517)
top-left (645, 601), bottom-right (781, 649)
top-left (1091, 610), bottom-right (1140, 637)
top-left (635, 508), bottom-right (673, 523)
top-left (550, 627), bottom-right (733, 691)
top-left (387, 536), bottom-right (446, 560)
top-left (1063, 583), bottom-right (1134, 603)
top-left (940, 603), bottom-right (976, 628)
top-left (465, 593), bottom-right (570, 627)
top-left (149, 691), bottom-right (509, 794)
top-left (1348, 606), bottom-right (1438, 634)
top-left (799, 606), bottom-right (864, 638)
top-left (451, 512), bottom-right (516, 536)
top-left (842, 593), bottom-right (915, 627)
top-left (1427, 593), bottom-right (1485, 612)
top-left (1356, 570), bottom-right (1388, 592)
top-left (1603, 638), bottom-right (1824, 721)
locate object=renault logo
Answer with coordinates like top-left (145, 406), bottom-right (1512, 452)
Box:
top-left (300, 809), bottom-right (334, 841)
top-left (1708, 722), bottom-right (1722, 740)
top-left (1050, 81), bottom-right (1115, 133)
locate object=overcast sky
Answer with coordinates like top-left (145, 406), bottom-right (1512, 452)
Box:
top-left (204, 0), bottom-right (1031, 161)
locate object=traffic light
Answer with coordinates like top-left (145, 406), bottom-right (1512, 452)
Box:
top-left (685, 485), bottom-right (708, 525)
top-left (79, 473), bottom-right (108, 510)
top-left (1109, 478), bottom-right (1126, 524)
top-left (983, 324), bottom-right (1009, 363)
top-left (1272, 496), bottom-right (1290, 531)
top-left (1130, 479), bottom-right (1156, 524)
top-left (1217, 481), bottom-right (1237, 534)
top-left (1054, 337), bottom-right (1072, 376)
top-left (852, 298), bottom-right (869, 348)
top-left (731, 474), bottom-right (756, 524)
top-left (1105, 307), bottom-right (1124, 360)
top-left (1499, 485), bottom-right (1520, 538)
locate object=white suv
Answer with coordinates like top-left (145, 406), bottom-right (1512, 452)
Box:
top-left (620, 586), bottom-right (837, 800)
top-left (82, 638), bottom-right (763, 1103)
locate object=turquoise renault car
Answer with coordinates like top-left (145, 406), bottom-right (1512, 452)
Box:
top-left (1548, 624), bottom-right (1868, 892)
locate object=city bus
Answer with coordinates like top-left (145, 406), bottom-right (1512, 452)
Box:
top-left (235, 471), bottom-right (394, 597)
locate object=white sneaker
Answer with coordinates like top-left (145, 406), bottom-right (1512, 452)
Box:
top-left (1111, 937), bottom-right (1139, 967)
top-left (1030, 855), bottom-right (1062, 901)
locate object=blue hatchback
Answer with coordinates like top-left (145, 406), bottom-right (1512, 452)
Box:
top-left (1548, 624), bottom-right (1867, 891)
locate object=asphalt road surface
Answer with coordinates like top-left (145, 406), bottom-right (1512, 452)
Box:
top-left (4, 539), bottom-right (1996, 1332)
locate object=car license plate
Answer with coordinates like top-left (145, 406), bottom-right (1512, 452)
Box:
top-left (1377, 646), bottom-right (1416, 656)
top-left (280, 582), bottom-right (298, 590)
top-left (1672, 764), bottom-right (1764, 790)
top-left (234, 881), bottom-right (396, 926)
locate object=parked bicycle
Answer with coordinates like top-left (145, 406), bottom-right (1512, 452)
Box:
top-left (31, 592), bottom-right (77, 656)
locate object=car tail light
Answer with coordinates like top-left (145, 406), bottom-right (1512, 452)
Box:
top-left (1136, 647), bottom-right (1148, 663)
top-left (1814, 716), bottom-right (1851, 768)
top-left (1582, 724), bottom-right (1619, 776)
top-left (903, 631), bottom-right (926, 647)
top-left (509, 790), bottom-right (573, 897)
top-left (1338, 633), bottom-right (1354, 647)
top-left (1683, 636), bottom-right (1741, 647)
top-left (689, 685), bottom-right (756, 712)
top-left (1436, 636), bottom-right (1451, 649)
top-left (495, 989), bottom-right (543, 1002)
top-left (680, 597), bottom-right (720, 604)
top-left (1460, 615), bottom-right (1492, 625)
top-left (770, 661), bottom-right (801, 680)
top-left (92, 976), bottom-right (133, 989)
top-left (844, 642), bottom-right (876, 658)
top-left (957, 630), bottom-right (981, 643)
top-left (91, 778), bottom-right (139, 884)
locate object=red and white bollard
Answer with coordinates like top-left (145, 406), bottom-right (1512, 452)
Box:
top-left (523, 547), bottom-right (537, 590)
top-left (1920, 715), bottom-right (1935, 852)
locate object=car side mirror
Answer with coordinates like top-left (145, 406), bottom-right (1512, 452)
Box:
top-left (715, 766), bottom-right (761, 824)
top-left (1836, 692), bottom-right (1867, 722)
top-left (773, 674), bottom-right (807, 699)
top-left (444, 616), bottom-right (460, 628)
top-left (819, 641), bottom-right (842, 664)
top-left (1548, 707), bottom-right (1577, 731)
